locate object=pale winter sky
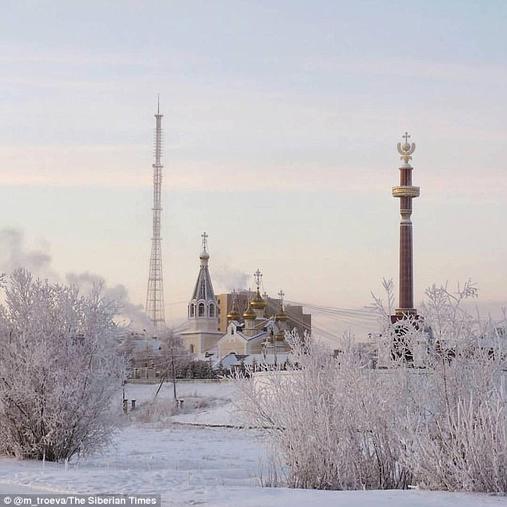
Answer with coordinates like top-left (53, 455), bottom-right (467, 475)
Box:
top-left (0, 1), bottom-right (506, 332)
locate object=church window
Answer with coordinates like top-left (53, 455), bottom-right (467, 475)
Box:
top-left (190, 304), bottom-right (195, 317)
top-left (209, 304), bottom-right (215, 317)
top-left (198, 302), bottom-right (205, 317)
top-left (190, 344), bottom-right (195, 353)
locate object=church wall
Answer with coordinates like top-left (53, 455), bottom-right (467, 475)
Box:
top-left (202, 332), bottom-right (223, 353)
top-left (181, 331), bottom-right (223, 355)
top-left (218, 333), bottom-right (248, 358)
top-left (181, 332), bottom-right (202, 354)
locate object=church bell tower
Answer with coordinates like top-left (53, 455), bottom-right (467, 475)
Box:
top-left (180, 233), bottom-right (223, 355)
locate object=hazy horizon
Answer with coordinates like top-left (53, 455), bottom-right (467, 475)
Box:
top-left (1, 1), bottom-right (506, 336)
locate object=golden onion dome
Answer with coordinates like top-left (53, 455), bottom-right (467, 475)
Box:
top-left (275, 310), bottom-right (288, 322)
top-left (250, 289), bottom-right (267, 310)
top-left (227, 309), bottom-right (241, 321)
top-left (243, 304), bottom-right (257, 320)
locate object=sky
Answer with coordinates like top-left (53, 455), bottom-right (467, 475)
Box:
top-left (1, 0), bottom-right (506, 332)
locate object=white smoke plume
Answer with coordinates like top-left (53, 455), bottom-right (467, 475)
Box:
top-left (0, 229), bottom-right (58, 280)
top-left (0, 228), bottom-right (150, 330)
top-left (213, 264), bottom-right (250, 292)
top-left (103, 284), bottom-right (151, 329)
top-left (65, 272), bottom-right (152, 330)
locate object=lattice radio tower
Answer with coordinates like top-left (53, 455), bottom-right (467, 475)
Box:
top-left (145, 97), bottom-right (166, 330)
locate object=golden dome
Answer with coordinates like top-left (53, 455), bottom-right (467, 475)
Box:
top-left (250, 289), bottom-right (267, 310)
top-left (275, 310), bottom-right (288, 322)
top-left (227, 309), bottom-right (241, 320)
top-left (243, 304), bottom-right (257, 320)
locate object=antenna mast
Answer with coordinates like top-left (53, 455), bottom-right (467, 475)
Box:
top-left (146, 98), bottom-right (166, 331)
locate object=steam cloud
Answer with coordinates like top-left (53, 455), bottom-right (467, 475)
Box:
top-left (65, 272), bottom-right (152, 329)
top-left (213, 264), bottom-right (250, 292)
top-left (0, 228), bottom-right (150, 330)
top-left (0, 229), bottom-right (57, 280)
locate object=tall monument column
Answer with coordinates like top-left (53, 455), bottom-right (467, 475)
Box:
top-left (392, 132), bottom-right (420, 318)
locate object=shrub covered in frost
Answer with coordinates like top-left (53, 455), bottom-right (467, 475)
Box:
top-left (237, 280), bottom-right (507, 493)
top-left (0, 269), bottom-right (126, 461)
top-left (400, 282), bottom-right (507, 493)
top-left (237, 334), bottom-right (411, 490)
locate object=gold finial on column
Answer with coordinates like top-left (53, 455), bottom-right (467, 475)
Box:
top-left (397, 131), bottom-right (416, 165)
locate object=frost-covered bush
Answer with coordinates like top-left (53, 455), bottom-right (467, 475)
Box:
top-left (0, 269), bottom-right (126, 461)
top-left (130, 397), bottom-right (212, 425)
top-left (401, 344), bottom-right (507, 492)
top-left (237, 335), bottom-right (411, 490)
top-left (130, 399), bottom-right (178, 424)
top-left (399, 283), bottom-right (507, 493)
top-left (237, 280), bottom-right (507, 493)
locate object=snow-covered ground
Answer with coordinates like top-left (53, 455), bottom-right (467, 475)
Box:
top-left (124, 380), bottom-right (237, 404)
top-left (0, 425), bottom-right (266, 505)
top-left (0, 381), bottom-right (505, 507)
top-left (125, 380), bottom-right (239, 426)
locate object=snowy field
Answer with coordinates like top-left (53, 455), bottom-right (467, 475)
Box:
top-left (124, 380), bottom-right (240, 426)
top-left (0, 381), bottom-right (505, 507)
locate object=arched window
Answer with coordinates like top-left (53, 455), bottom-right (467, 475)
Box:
top-left (190, 304), bottom-right (195, 317)
top-left (209, 303), bottom-right (215, 317)
top-left (198, 302), bottom-right (205, 317)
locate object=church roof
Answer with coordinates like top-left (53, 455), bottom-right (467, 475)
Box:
top-left (191, 263), bottom-right (216, 302)
top-left (190, 232), bottom-right (216, 303)
top-left (226, 322), bottom-right (270, 342)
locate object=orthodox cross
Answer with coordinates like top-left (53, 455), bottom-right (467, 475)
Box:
top-left (402, 131), bottom-right (411, 144)
top-left (201, 232), bottom-right (208, 251)
top-left (254, 269), bottom-right (262, 290)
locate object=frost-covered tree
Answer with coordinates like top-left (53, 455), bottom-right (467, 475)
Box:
top-left (237, 279), bottom-right (507, 493)
top-left (0, 269), bottom-right (126, 461)
top-left (399, 282), bottom-right (507, 493)
top-left (236, 333), bottom-right (411, 490)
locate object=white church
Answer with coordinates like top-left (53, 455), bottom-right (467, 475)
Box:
top-left (179, 234), bottom-right (223, 355)
top-left (180, 233), bottom-right (292, 363)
